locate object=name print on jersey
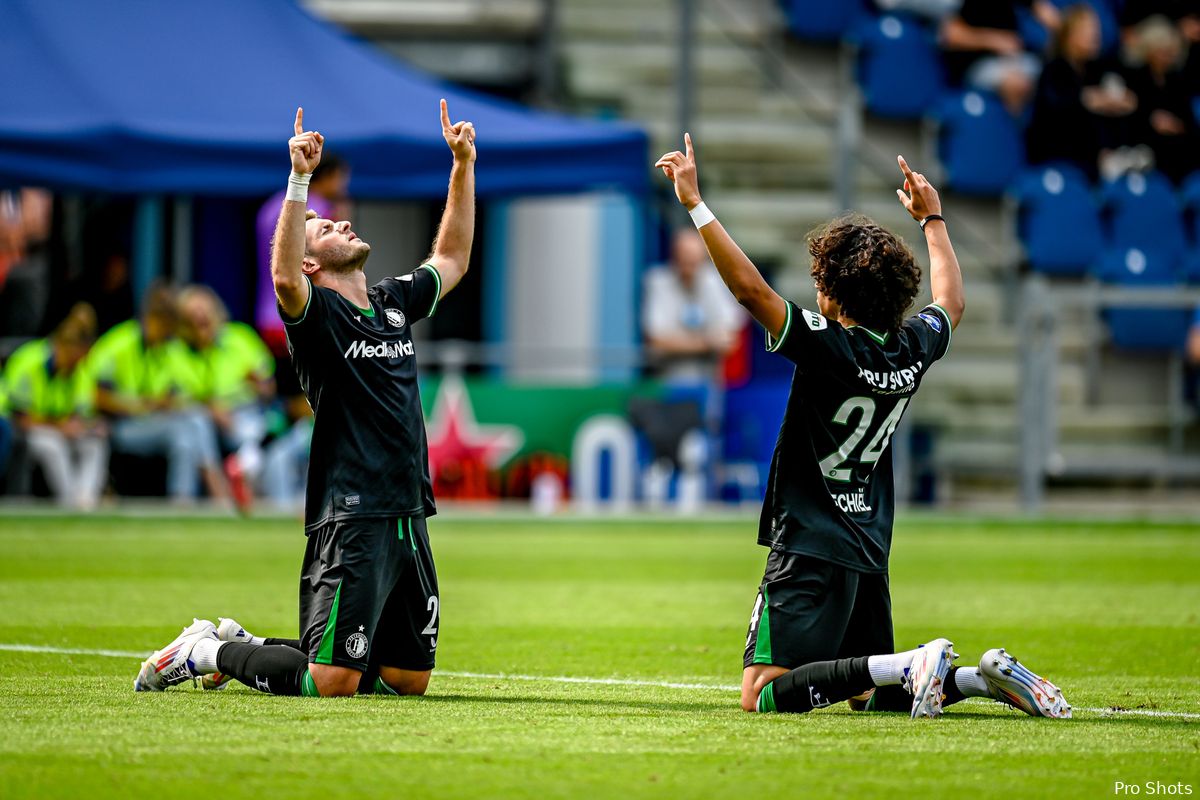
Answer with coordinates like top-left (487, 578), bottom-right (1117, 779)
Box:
top-left (858, 361), bottom-right (924, 394)
top-left (343, 340), bottom-right (415, 359)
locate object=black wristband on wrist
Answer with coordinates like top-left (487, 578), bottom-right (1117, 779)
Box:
top-left (919, 214), bottom-right (945, 230)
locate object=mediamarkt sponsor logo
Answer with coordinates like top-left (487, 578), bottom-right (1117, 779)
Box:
top-left (344, 339), bottom-right (414, 359)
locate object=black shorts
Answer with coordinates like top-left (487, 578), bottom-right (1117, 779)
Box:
top-left (743, 549), bottom-right (894, 669)
top-left (299, 515), bottom-right (439, 672)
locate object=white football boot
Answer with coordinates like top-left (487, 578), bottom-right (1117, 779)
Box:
top-left (905, 638), bottom-right (958, 719)
top-left (200, 617), bottom-right (258, 690)
top-left (133, 618), bottom-right (217, 692)
top-left (980, 648), bottom-right (1072, 718)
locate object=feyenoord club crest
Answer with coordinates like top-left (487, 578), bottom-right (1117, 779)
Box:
top-left (385, 308), bottom-right (406, 328)
top-left (345, 631), bottom-right (368, 659)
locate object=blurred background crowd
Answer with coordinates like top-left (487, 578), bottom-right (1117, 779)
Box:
top-left (1, 0), bottom-right (1198, 514)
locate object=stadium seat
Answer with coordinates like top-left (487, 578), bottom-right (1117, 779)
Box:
top-left (936, 90), bottom-right (1024, 195)
top-left (1181, 171), bottom-right (1200, 246)
top-left (1179, 250), bottom-right (1200, 284)
top-left (1013, 164), bottom-right (1102, 276)
top-left (1093, 247), bottom-right (1191, 351)
top-left (781, 0), bottom-right (868, 42)
top-left (851, 14), bottom-right (944, 119)
top-left (1101, 171), bottom-right (1187, 262)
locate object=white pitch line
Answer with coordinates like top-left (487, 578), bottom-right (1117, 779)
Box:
top-left (2, 643), bottom-right (1197, 721)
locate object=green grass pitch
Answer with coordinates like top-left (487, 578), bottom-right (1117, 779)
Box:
top-left (0, 513), bottom-right (1197, 799)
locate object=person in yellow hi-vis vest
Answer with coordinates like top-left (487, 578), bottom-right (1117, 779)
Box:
top-left (4, 303), bottom-right (107, 509)
top-left (89, 283), bottom-right (230, 504)
top-left (176, 285), bottom-right (275, 509)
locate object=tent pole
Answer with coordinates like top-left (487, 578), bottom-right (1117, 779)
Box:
top-left (171, 197), bottom-right (192, 286)
top-left (132, 196), bottom-right (164, 299)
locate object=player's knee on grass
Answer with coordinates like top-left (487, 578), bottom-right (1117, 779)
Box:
top-left (308, 663), bottom-right (361, 697)
top-left (378, 666), bottom-right (431, 696)
top-left (741, 665), bottom-right (786, 712)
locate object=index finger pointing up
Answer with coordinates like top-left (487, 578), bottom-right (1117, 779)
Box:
top-left (440, 99), bottom-right (451, 130)
top-left (897, 154), bottom-right (915, 182)
top-left (684, 132), bottom-right (694, 160)
top-left (295, 107), bottom-right (304, 136)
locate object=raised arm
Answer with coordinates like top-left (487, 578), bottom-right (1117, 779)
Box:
top-left (427, 99), bottom-right (476, 297)
top-left (271, 107), bottom-right (323, 320)
top-left (895, 156), bottom-right (965, 329)
top-left (655, 134), bottom-right (789, 338)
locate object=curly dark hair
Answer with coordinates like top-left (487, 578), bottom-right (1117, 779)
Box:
top-left (807, 213), bottom-right (921, 333)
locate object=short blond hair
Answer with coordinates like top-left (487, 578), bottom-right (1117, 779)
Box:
top-left (305, 209), bottom-right (318, 220)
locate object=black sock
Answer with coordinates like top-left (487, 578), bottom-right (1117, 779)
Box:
top-left (865, 684), bottom-right (915, 712)
top-left (216, 642), bottom-right (310, 696)
top-left (263, 637), bottom-right (302, 649)
top-left (941, 667), bottom-right (966, 707)
top-left (758, 656), bottom-right (873, 713)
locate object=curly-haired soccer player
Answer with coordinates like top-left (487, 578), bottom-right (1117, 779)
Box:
top-left (656, 136), bottom-right (1070, 719)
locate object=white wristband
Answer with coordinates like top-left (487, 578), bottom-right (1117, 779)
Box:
top-left (689, 202), bottom-right (716, 229)
top-left (285, 171), bottom-right (311, 204)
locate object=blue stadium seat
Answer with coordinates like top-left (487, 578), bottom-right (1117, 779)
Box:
top-left (936, 90), bottom-right (1024, 195)
top-left (1101, 171), bottom-right (1187, 262)
top-left (1013, 164), bottom-right (1102, 276)
top-left (781, 0), bottom-right (868, 42)
top-left (1181, 171), bottom-right (1200, 246)
top-left (851, 14), bottom-right (944, 119)
top-left (1094, 247), bottom-right (1191, 350)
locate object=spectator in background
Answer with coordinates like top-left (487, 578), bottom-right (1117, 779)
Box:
top-left (0, 188), bottom-right (53, 337)
top-left (940, 0), bottom-right (1060, 114)
top-left (1120, 0), bottom-right (1200, 85)
top-left (1124, 15), bottom-right (1200, 183)
top-left (642, 229), bottom-right (745, 385)
top-left (89, 283), bottom-right (231, 505)
top-left (1027, 4), bottom-right (1140, 180)
top-left (4, 303), bottom-right (107, 509)
top-left (0, 382), bottom-right (11, 488)
top-left (254, 153), bottom-right (350, 353)
top-left (176, 285), bottom-right (275, 509)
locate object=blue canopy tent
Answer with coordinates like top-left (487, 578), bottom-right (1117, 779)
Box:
top-left (0, 0), bottom-right (647, 198)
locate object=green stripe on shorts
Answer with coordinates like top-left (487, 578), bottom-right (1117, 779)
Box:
top-left (752, 587), bottom-right (773, 664)
top-left (314, 579), bottom-right (343, 665)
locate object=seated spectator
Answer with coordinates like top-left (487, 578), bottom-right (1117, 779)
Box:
top-left (642, 229), bottom-right (746, 386)
top-left (3, 303), bottom-right (107, 509)
top-left (176, 285), bottom-right (275, 508)
top-left (1124, 15), bottom-right (1200, 183)
top-left (89, 283), bottom-right (230, 505)
top-left (940, 0), bottom-right (1059, 114)
top-left (1120, 0), bottom-right (1200, 87)
top-left (1027, 4), bottom-right (1139, 181)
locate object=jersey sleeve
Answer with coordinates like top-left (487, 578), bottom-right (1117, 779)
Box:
top-left (376, 264), bottom-right (442, 323)
top-left (904, 303), bottom-right (953, 363)
top-left (764, 301), bottom-right (852, 370)
top-left (279, 276), bottom-right (329, 340)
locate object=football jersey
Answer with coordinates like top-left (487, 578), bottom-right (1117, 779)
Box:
top-left (758, 301), bottom-right (953, 573)
top-left (282, 264), bottom-right (442, 531)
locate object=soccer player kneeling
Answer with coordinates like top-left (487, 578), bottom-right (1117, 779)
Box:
top-left (134, 101), bottom-right (476, 698)
top-left (655, 137), bottom-right (1069, 719)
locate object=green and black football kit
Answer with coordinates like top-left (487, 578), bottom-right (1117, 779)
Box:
top-left (744, 301), bottom-right (952, 672)
top-left (283, 265), bottom-right (443, 672)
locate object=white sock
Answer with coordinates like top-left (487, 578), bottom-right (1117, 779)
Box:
top-left (190, 638), bottom-right (223, 674)
top-left (248, 635), bottom-right (266, 646)
top-left (954, 666), bottom-right (991, 698)
top-left (867, 647), bottom-right (922, 686)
